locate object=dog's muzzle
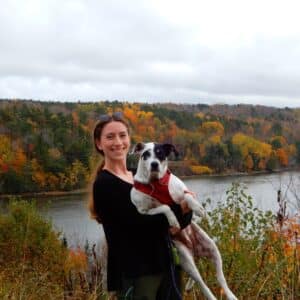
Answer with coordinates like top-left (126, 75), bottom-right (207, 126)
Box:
top-left (150, 161), bottom-right (159, 172)
top-left (150, 161), bottom-right (160, 180)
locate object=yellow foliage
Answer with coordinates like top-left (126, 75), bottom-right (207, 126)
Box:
top-left (209, 135), bottom-right (221, 144)
top-left (26, 118), bottom-right (38, 131)
top-left (66, 159), bottom-right (89, 188)
top-left (0, 135), bottom-right (13, 164)
top-left (232, 133), bottom-right (272, 160)
top-left (32, 171), bottom-right (47, 187)
top-left (201, 121), bottom-right (224, 137)
top-left (190, 165), bottom-right (213, 175)
top-left (137, 110), bottom-right (154, 120)
top-left (48, 148), bottom-right (61, 160)
top-left (47, 174), bottom-right (60, 190)
top-left (195, 112), bottom-right (204, 119)
top-left (287, 144), bottom-right (297, 156)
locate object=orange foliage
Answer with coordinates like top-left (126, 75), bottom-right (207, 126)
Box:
top-left (31, 159), bottom-right (47, 188)
top-left (199, 144), bottom-right (206, 158)
top-left (273, 215), bottom-right (300, 264)
top-left (72, 111), bottom-right (79, 126)
top-left (258, 158), bottom-right (267, 170)
top-left (276, 148), bottom-right (288, 167)
top-left (123, 106), bottom-right (138, 124)
top-left (11, 149), bottom-right (27, 172)
top-left (64, 247), bottom-right (88, 274)
top-left (245, 155), bottom-right (254, 171)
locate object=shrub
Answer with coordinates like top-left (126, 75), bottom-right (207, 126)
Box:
top-left (0, 199), bottom-right (67, 299)
top-left (188, 183), bottom-right (300, 299)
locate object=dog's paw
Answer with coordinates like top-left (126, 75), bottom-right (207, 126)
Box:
top-left (185, 278), bottom-right (195, 291)
top-left (226, 292), bottom-right (238, 300)
top-left (169, 218), bottom-right (180, 229)
top-left (195, 206), bottom-right (207, 218)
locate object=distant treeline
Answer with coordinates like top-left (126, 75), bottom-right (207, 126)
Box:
top-left (1, 99), bottom-right (300, 194)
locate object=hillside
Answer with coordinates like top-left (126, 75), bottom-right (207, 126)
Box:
top-left (1, 99), bottom-right (300, 194)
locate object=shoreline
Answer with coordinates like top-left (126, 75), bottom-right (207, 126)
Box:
top-left (1, 167), bottom-right (299, 199)
top-left (0, 188), bottom-right (88, 200)
top-left (180, 166), bottom-right (300, 179)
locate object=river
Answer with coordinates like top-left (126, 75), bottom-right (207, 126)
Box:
top-left (8, 171), bottom-right (300, 248)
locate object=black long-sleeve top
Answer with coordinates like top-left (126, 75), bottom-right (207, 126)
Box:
top-left (93, 169), bottom-right (192, 291)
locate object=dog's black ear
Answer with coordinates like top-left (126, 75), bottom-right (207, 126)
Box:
top-left (162, 143), bottom-right (179, 158)
top-left (131, 142), bottom-right (145, 154)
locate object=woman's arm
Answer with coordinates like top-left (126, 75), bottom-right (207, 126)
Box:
top-left (170, 203), bottom-right (193, 229)
top-left (93, 178), bottom-right (170, 233)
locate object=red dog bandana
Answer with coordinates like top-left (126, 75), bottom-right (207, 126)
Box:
top-left (133, 170), bottom-right (174, 205)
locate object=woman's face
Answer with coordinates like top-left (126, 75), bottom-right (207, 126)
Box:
top-left (96, 121), bottom-right (130, 163)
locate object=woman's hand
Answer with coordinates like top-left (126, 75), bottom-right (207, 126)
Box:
top-left (169, 226), bottom-right (181, 236)
top-left (180, 200), bottom-right (192, 214)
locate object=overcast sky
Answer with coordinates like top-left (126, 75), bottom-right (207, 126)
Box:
top-left (1, 0), bottom-right (300, 107)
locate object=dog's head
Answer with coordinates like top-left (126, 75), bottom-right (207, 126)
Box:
top-left (132, 142), bottom-right (178, 182)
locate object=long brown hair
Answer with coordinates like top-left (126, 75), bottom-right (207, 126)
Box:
top-left (88, 112), bottom-right (130, 222)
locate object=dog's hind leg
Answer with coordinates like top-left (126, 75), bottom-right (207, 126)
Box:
top-left (173, 240), bottom-right (217, 300)
top-left (209, 248), bottom-right (238, 300)
top-left (191, 223), bottom-right (238, 300)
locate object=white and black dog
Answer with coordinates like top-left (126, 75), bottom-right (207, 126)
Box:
top-left (131, 142), bottom-right (238, 300)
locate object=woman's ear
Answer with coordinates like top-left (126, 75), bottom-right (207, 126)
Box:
top-left (95, 139), bottom-right (103, 152)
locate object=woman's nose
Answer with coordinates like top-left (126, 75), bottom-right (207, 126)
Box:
top-left (114, 136), bottom-right (122, 145)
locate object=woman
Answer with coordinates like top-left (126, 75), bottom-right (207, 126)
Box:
top-left (89, 112), bottom-right (192, 300)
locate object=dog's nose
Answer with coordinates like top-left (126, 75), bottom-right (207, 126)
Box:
top-left (151, 161), bottom-right (159, 171)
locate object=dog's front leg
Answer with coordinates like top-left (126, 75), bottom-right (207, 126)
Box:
top-left (147, 205), bottom-right (180, 229)
top-left (184, 193), bottom-right (206, 218)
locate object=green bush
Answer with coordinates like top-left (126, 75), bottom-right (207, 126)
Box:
top-left (0, 199), bottom-right (67, 299)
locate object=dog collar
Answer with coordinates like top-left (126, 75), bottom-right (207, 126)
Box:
top-left (133, 170), bottom-right (174, 205)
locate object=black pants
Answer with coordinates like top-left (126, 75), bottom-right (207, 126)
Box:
top-left (116, 266), bottom-right (182, 300)
top-left (156, 266), bottom-right (182, 300)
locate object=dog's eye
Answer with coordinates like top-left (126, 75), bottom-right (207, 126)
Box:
top-left (142, 150), bottom-right (151, 160)
top-left (154, 148), bottom-right (165, 161)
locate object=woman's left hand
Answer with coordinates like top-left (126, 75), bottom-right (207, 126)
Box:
top-left (180, 200), bottom-right (192, 214)
top-left (169, 226), bottom-right (181, 236)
